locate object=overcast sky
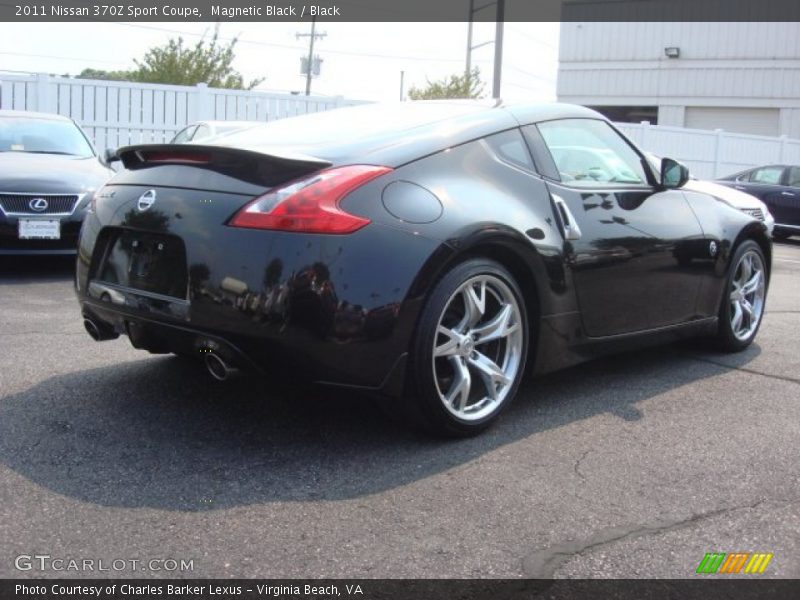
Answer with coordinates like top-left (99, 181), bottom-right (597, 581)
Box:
top-left (0, 21), bottom-right (559, 102)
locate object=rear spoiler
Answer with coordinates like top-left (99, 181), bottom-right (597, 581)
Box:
top-left (114, 144), bottom-right (332, 188)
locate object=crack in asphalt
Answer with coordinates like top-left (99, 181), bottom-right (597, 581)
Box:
top-left (688, 355), bottom-right (800, 386)
top-left (573, 450), bottom-right (590, 483)
top-left (520, 498), bottom-right (787, 578)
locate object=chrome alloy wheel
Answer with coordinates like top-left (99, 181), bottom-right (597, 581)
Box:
top-left (729, 249), bottom-right (766, 341)
top-left (432, 274), bottom-right (524, 421)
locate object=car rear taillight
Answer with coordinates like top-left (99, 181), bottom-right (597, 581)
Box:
top-left (138, 150), bottom-right (211, 164)
top-left (229, 165), bottom-right (392, 234)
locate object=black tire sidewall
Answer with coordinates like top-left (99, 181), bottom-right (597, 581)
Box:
top-left (409, 258), bottom-right (529, 436)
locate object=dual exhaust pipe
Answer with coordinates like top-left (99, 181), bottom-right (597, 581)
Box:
top-left (203, 351), bottom-right (240, 381)
top-left (84, 316), bottom-right (238, 381)
top-left (83, 317), bottom-right (119, 342)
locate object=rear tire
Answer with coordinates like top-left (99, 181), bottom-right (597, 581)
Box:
top-left (405, 259), bottom-right (529, 437)
top-left (715, 240), bottom-right (767, 352)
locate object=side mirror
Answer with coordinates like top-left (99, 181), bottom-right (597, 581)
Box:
top-left (660, 158), bottom-right (689, 189)
top-left (99, 148), bottom-right (119, 167)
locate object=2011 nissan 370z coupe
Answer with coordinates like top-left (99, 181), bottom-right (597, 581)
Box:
top-left (76, 101), bottom-right (771, 436)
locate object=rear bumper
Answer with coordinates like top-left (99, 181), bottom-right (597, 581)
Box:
top-left (76, 219), bottom-right (445, 395)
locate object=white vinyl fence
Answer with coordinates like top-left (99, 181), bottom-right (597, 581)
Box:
top-left (0, 73), bottom-right (364, 151)
top-left (2, 72), bottom-right (799, 179)
top-left (616, 122), bottom-right (800, 180)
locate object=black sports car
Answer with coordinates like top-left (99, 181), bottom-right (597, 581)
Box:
top-left (0, 110), bottom-right (114, 255)
top-left (716, 164), bottom-right (800, 240)
top-left (76, 102), bottom-right (771, 435)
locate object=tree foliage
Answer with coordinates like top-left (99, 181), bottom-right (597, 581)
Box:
top-left (78, 32), bottom-right (263, 90)
top-left (77, 68), bottom-right (132, 82)
top-left (407, 68), bottom-right (485, 100)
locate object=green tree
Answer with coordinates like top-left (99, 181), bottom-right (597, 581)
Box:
top-left (76, 32), bottom-right (263, 90)
top-left (77, 68), bottom-right (133, 81)
top-left (408, 68), bottom-right (484, 100)
top-left (131, 32), bottom-right (264, 90)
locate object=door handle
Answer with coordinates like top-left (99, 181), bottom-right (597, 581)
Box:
top-left (551, 194), bottom-right (582, 241)
top-left (734, 186), bottom-right (746, 190)
top-left (781, 191), bottom-right (795, 196)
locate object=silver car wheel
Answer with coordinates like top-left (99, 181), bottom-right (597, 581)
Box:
top-left (729, 249), bottom-right (766, 341)
top-left (432, 274), bottom-right (524, 421)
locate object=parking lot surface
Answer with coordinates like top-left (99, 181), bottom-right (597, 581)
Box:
top-left (1, 241), bottom-right (799, 579)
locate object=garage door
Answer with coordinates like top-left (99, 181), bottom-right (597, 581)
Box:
top-left (685, 107), bottom-right (780, 136)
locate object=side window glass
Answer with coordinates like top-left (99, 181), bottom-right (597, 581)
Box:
top-left (171, 126), bottom-right (193, 144)
top-left (750, 167), bottom-right (783, 184)
top-left (537, 119), bottom-right (648, 187)
top-left (192, 124), bottom-right (211, 141)
top-left (484, 129), bottom-right (534, 171)
top-left (787, 167), bottom-right (800, 188)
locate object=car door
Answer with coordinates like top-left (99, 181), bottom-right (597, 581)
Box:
top-left (769, 166), bottom-right (800, 228)
top-left (728, 165), bottom-right (786, 208)
top-left (524, 118), bottom-right (706, 337)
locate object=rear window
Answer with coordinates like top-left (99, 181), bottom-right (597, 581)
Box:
top-left (213, 102), bottom-right (490, 148)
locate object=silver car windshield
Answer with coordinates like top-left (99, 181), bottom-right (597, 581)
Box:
top-left (0, 117), bottom-right (94, 157)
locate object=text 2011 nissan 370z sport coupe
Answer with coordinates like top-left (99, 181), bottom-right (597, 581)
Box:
top-left (76, 102), bottom-right (771, 436)
top-left (1, 110), bottom-right (113, 254)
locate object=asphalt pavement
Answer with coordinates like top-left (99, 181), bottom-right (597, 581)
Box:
top-left (0, 240), bottom-right (798, 579)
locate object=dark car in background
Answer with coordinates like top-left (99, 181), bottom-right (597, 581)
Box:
top-left (77, 101), bottom-right (771, 435)
top-left (717, 165), bottom-right (800, 240)
top-left (0, 110), bottom-right (113, 255)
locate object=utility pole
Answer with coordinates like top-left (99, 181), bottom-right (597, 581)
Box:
top-left (493, 0), bottom-right (505, 99)
top-left (296, 17), bottom-right (326, 96)
top-left (465, 0), bottom-right (505, 98)
top-left (399, 70), bottom-right (405, 101)
top-left (465, 0), bottom-right (494, 76)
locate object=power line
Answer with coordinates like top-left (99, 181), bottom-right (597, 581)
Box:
top-left (506, 24), bottom-right (558, 51)
top-left (110, 22), bottom-right (494, 64)
top-left (506, 65), bottom-right (556, 83)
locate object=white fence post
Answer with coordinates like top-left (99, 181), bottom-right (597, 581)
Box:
top-left (779, 135), bottom-right (788, 163)
top-left (34, 73), bottom-right (51, 112)
top-left (713, 129), bottom-right (724, 178)
top-left (193, 82), bottom-right (212, 121)
top-left (640, 120), bottom-right (651, 150)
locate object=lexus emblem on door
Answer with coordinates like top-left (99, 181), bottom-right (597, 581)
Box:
top-left (29, 198), bottom-right (48, 212)
top-left (137, 189), bottom-right (157, 212)
top-left (709, 241), bottom-right (718, 257)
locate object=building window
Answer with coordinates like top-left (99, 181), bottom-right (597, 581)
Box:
top-left (586, 106), bottom-right (658, 125)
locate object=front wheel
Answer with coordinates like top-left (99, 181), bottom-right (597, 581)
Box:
top-left (716, 240), bottom-right (767, 352)
top-left (407, 259), bottom-right (529, 436)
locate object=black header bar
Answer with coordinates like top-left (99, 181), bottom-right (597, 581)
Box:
top-left (1, 0), bottom-right (800, 22)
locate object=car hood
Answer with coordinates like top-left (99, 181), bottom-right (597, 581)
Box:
top-left (0, 152), bottom-right (113, 194)
top-left (684, 179), bottom-right (765, 209)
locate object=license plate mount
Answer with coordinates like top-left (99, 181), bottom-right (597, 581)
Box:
top-left (18, 218), bottom-right (61, 240)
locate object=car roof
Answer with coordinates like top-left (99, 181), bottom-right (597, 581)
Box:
top-left (209, 100), bottom-right (607, 167)
top-left (0, 109), bottom-right (73, 122)
top-left (194, 120), bottom-right (264, 128)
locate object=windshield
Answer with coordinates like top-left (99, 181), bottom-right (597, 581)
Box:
top-left (0, 116), bottom-right (94, 157)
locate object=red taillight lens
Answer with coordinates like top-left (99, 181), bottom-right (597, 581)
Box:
top-left (229, 165), bottom-right (392, 234)
top-left (140, 150), bottom-right (211, 164)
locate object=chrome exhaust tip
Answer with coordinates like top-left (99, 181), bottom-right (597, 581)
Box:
top-left (204, 351), bottom-right (238, 381)
top-left (83, 318), bottom-right (118, 341)
top-left (83, 318), bottom-right (101, 341)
